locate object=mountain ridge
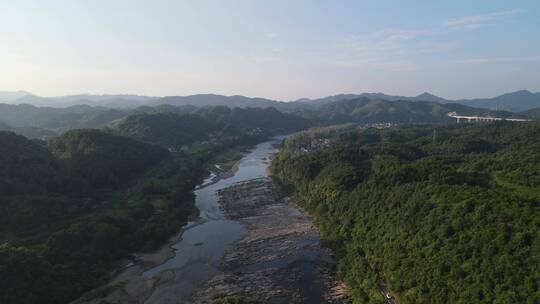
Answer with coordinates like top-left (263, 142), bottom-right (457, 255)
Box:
top-left (2, 90), bottom-right (539, 111)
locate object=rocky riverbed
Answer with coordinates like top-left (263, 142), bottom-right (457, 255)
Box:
top-left (73, 139), bottom-right (349, 304)
top-left (191, 177), bottom-right (350, 304)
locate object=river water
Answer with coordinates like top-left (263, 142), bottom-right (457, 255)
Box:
top-left (142, 138), bottom-right (283, 302)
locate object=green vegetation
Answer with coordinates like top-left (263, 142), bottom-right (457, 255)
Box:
top-left (272, 122), bottom-right (540, 303)
top-left (211, 293), bottom-right (260, 304)
top-left (291, 97), bottom-right (523, 126)
top-left (0, 129), bottom-right (206, 304)
top-left (0, 103), bottom-right (125, 133)
top-left (0, 122), bottom-right (57, 139)
top-left (1, 96), bottom-right (530, 140)
top-left (1, 94), bottom-right (537, 304)
top-left (49, 129), bottom-right (168, 188)
top-left (523, 107), bottom-right (540, 120)
top-left (0, 110), bottom-right (294, 304)
top-left (108, 106), bottom-right (309, 148)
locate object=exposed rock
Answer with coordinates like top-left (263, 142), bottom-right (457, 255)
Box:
top-left (193, 177), bottom-right (351, 304)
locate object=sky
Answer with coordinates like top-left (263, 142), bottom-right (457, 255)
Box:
top-left (1, 0), bottom-right (539, 101)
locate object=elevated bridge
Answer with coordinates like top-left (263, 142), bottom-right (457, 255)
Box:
top-left (447, 112), bottom-right (533, 123)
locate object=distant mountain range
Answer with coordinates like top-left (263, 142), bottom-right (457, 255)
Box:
top-left (0, 103), bottom-right (125, 134)
top-left (295, 90), bottom-right (540, 112)
top-left (293, 98), bottom-right (524, 126)
top-left (0, 91), bottom-right (158, 108)
top-left (294, 91), bottom-right (448, 104)
top-left (1, 89), bottom-right (539, 112)
top-left (0, 90), bottom-right (33, 102)
top-left (0, 89), bottom-right (537, 139)
top-left (0, 97), bottom-right (526, 140)
top-left (158, 94), bottom-right (280, 109)
top-left (457, 90), bottom-right (540, 112)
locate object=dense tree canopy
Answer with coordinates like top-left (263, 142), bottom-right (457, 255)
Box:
top-left (272, 122), bottom-right (540, 303)
top-left (0, 131), bottom-right (64, 195)
top-left (108, 106), bottom-right (310, 148)
top-left (288, 98), bottom-right (522, 126)
top-left (0, 129), bottom-right (206, 303)
top-left (49, 129), bottom-right (168, 188)
top-left (0, 104), bottom-right (306, 303)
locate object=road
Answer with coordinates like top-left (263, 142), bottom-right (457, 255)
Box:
top-left (380, 282), bottom-right (398, 304)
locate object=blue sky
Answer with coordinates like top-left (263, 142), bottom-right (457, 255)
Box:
top-left (1, 0), bottom-right (539, 100)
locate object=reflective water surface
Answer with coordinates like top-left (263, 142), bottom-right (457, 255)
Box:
top-left (143, 138), bottom-right (282, 279)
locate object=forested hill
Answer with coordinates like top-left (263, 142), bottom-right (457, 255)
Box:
top-left (108, 106), bottom-right (310, 148)
top-left (2, 95), bottom-right (536, 145)
top-left (291, 97), bottom-right (523, 125)
top-left (0, 122), bottom-right (57, 139)
top-left (49, 129), bottom-right (168, 188)
top-left (0, 129), bottom-right (202, 304)
top-left (0, 131), bottom-right (65, 195)
top-left (271, 122), bottom-right (540, 303)
top-left (0, 103), bottom-right (125, 132)
top-left (1, 95), bottom-right (532, 139)
top-left (0, 129), bottom-right (170, 232)
top-left (2, 90), bottom-right (538, 111)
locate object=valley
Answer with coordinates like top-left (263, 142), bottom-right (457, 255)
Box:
top-left (74, 138), bottom-right (347, 304)
top-left (195, 177), bottom-right (346, 303)
top-left (2, 2), bottom-right (539, 303)
top-left (0, 92), bottom-right (538, 304)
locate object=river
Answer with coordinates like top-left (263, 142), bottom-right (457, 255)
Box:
top-left (75, 136), bottom-right (345, 304)
top-left (141, 138), bottom-right (284, 303)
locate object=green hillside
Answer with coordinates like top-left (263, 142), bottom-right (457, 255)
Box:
top-left (0, 131), bottom-right (64, 195)
top-left (292, 98), bottom-right (524, 125)
top-left (0, 123), bottom-right (57, 140)
top-left (109, 106), bottom-right (310, 148)
top-left (272, 122), bottom-right (540, 303)
top-left (0, 129), bottom-right (204, 304)
top-left (0, 104), bottom-right (126, 132)
top-left (108, 112), bottom-right (215, 147)
top-left (49, 129), bottom-right (168, 188)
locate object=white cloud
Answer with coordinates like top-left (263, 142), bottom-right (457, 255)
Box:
top-left (451, 56), bottom-right (540, 64)
top-left (338, 28), bottom-right (463, 58)
top-left (265, 32), bottom-right (278, 39)
top-left (243, 55), bottom-right (282, 63)
top-left (333, 58), bottom-right (418, 72)
top-left (445, 10), bottom-right (522, 30)
top-left (334, 28), bottom-right (433, 71)
top-left (339, 28), bottom-right (427, 55)
top-left (417, 41), bottom-right (457, 53)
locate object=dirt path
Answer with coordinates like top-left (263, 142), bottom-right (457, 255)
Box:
top-left (191, 177), bottom-right (350, 304)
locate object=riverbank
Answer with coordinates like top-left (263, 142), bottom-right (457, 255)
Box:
top-left (72, 139), bottom-right (281, 304)
top-left (192, 177), bottom-right (351, 303)
top-left (71, 217), bottom-right (200, 303)
top-left (72, 137), bottom-right (349, 304)
top-left (72, 165), bottom-right (240, 304)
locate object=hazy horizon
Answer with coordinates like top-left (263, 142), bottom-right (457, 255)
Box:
top-left (1, 0), bottom-right (539, 100)
top-left (1, 88), bottom-right (539, 103)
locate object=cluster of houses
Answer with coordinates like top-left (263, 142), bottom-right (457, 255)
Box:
top-left (293, 123), bottom-right (394, 155)
top-left (298, 137), bottom-right (331, 154)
